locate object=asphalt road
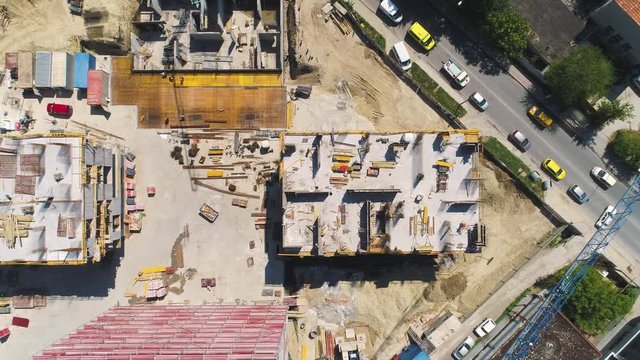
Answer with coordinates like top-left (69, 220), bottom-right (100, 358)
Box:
top-left (359, 0), bottom-right (640, 256)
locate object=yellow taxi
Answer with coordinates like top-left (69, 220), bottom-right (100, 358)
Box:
top-left (542, 158), bottom-right (566, 180)
top-left (408, 22), bottom-right (436, 51)
top-left (528, 105), bottom-right (553, 128)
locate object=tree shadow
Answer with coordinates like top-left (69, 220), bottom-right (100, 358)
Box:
top-left (395, 0), bottom-right (508, 76)
top-left (601, 145), bottom-right (639, 183)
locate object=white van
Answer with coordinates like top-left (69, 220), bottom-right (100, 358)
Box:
top-left (392, 41), bottom-right (412, 71)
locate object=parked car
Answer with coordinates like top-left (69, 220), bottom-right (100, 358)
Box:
top-left (568, 185), bottom-right (588, 204)
top-left (46, 103), bottom-right (73, 117)
top-left (391, 41), bottom-right (412, 71)
top-left (408, 22), bottom-right (436, 51)
top-left (595, 205), bottom-right (617, 229)
top-left (591, 166), bottom-right (617, 188)
top-left (452, 336), bottom-right (475, 360)
top-left (541, 158), bottom-right (566, 180)
top-left (470, 92), bottom-right (488, 111)
top-left (508, 130), bottom-right (531, 152)
top-left (378, 0), bottom-right (403, 24)
top-left (527, 105), bottom-right (553, 128)
top-left (529, 170), bottom-right (541, 182)
top-left (474, 318), bottom-right (496, 338)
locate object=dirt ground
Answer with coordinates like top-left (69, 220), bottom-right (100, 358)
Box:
top-left (0, 0), bottom-right (137, 59)
top-left (287, 0), bottom-right (448, 131)
top-left (291, 159), bottom-right (554, 359)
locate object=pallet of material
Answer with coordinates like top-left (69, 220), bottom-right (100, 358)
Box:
top-left (371, 161), bottom-right (396, 169)
top-left (208, 148), bottom-right (223, 156)
top-left (207, 169), bottom-right (224, 178)
top-left (332, 149), bottom-right (355, 156)
top-left (332, 155), bottom-right (352, 162)
top-left (232, 198), bottom-right (248, 208)
top-left (330, 177), bottom-right (349, 185)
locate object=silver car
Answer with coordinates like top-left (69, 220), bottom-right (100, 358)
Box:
top-left (378, 0), bottom-right (403, 24)
top-left (452, 336), bottom-right (475, 359)
top-left (470, 92), bottom-right (488, 111)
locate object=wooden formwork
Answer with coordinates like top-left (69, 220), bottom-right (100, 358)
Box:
top-left (111, 57), bottom-right (287, 129)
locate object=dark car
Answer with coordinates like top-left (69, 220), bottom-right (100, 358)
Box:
top-left (46, 103), bottom-right (73, 117)
top-left (508, 130), bottom-right (531, 152)
top-left (568, 184), bottom-right (588, 204)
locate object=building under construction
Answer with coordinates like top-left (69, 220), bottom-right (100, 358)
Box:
top-left (0, 133), bottom-right (123, 265)
top-left (131, 0), bottom-right (282, 71)
top-left (34, 304), bottom-right (289, 359)
top-left (280, 131), bottom-right (484, 257)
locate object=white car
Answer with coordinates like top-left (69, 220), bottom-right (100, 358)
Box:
top-left (591, 166), bottom-right (617, 188)
top-left (378, 0), bottom-right (403, 24)
top-left (595, 205), bottom-right (618, 229)
top-left (452, 336), bottom-right (475, 360)
top-left (474, 318), bottom-right (496, 338)
top-left (470, 92), bottom-right (488, 111)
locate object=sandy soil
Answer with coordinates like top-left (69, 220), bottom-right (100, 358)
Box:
top-left (293, 159), bottom-right (554, 359)
top-left (0, 0), bottom-right (137, 59)
top-left (288, 0), bottom-right (448, 131)
top-left (0, 0), bottom-right (86, 58)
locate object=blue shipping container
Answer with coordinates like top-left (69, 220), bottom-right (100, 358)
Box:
top-left (73, 52), bottom-right (96, 89)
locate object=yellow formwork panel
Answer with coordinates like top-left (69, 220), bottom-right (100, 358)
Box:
top-left (165, 72), bottom-right (282, 87)
top-left (286, 101), bottom-right (295, 128)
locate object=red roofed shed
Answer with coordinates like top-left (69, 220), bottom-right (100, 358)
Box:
top-left (34, 304), bottom-right (289, 359)
top-left (87, 69), bottom-right (110, 107)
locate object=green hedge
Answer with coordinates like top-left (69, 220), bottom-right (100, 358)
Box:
top-left (410, 64), bottom-right (438, 93)
top-left (483, 136), bottom-right (544, 198)
top-left (434, 88), bottom-right (467, 118)
top-left (411, 64), bottom-right (467, 118)
top-left (356, 16), bottom-right (386, 52)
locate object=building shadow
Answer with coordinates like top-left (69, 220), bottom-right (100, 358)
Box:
top-left (0, 245), bottom-right (124, 297)
top-left (283, 255), bottom-right (438, 293)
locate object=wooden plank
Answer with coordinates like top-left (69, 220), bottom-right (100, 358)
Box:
top-left (194, 180), bottom-right (260, 199)
top-left (191, 176), bottom-right (248, 180)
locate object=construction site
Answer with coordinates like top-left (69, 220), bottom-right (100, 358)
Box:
top-left (0, 0), bottom-right (565, 359)
top-left (0, 134), bottom-right (124, 265)
top-left (280, 130), bottom-right (484, 256)
top-left (132, 0), bottom-right (282, 71)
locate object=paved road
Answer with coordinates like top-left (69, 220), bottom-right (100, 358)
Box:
top-left (358, 0), bottom-right (640, 258)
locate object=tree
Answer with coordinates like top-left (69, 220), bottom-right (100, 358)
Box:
top-left (610, 130), bottom-right (640, 169)
top-left (563, 268), bottom-right (637, 335)
top-left (592, 100), bottom-right (634, 130)
top-left (459, 0), bottom-right (530, 60)
top-left (545, 46), bottom-right (614, 106)
top-left (483, 7), bottom-right (531, 60)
